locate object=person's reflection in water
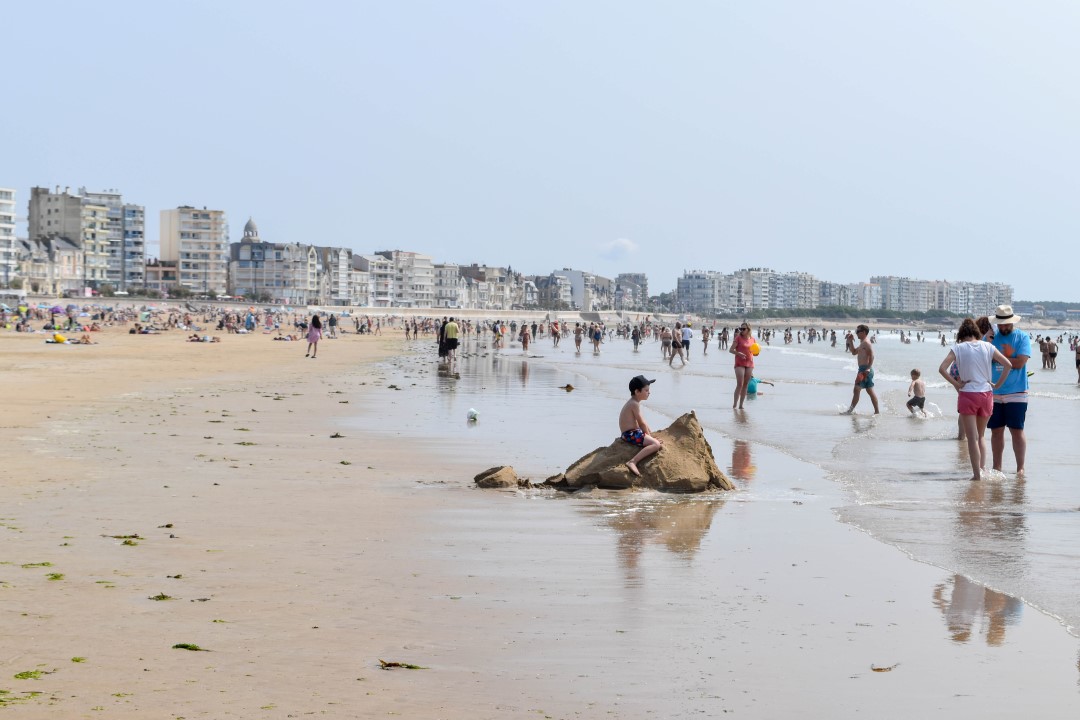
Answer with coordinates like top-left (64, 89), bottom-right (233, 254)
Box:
top-left (730, 439), bottom-right (756, 483)
top-left (957, 480), bottom-right (1027, 552)
top-left (932, 574), bottom-right (1022, 646)
top-left (519, 360), bottom-right (529, 386)
top-left (933, 477), bottom-right (1028, 645)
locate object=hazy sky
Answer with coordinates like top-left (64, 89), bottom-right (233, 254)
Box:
top-left (8, 1), bottom-right (1079, 300)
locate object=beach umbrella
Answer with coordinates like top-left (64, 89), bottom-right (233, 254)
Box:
top-left (66, 304), bottom-right (78, 311)
top-left (0, 303), bottom-right (11, 310)
top-left (51, 305), bottom-right (65, 314)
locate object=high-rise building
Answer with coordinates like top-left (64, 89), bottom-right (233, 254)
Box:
top-left (0, 187), bottom-right (16, 287)
top-left (433, 262), bottom-right (464, 308)
top-left (377, 250), bottom-right (434, 307)
top-left (28, 186), bottom-right (110, 289)
top-left (79, 188), bottom-right (145, 290)
top-left (160, 206), bottom-right (229, 294)
top-left (615, 273), bottom-right (649, 310)
top-left (676, 271), bottom-right (719, 313)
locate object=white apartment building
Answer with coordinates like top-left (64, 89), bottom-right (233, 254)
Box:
top-left (552, 268), bottom-right (610, 312)
top-left (372, 250), bottom-right (434, 307)
top-left (819, 281), bottom-right (856, 308)
top-left (350, 269), bottom-right (371, 307)
top-left (79, 188), bottom-right (145, 290)
top-left (870, 275), bottom-right (934, 313)
top-left (615, 273), bottom-right (649, 311)
top-left (930, 279), bottom-right (1012, 316)
top-left (850, 282), bottom-right (884, 311)
top-left (433, 262), bottom-right (465, 308)
top-left (734, 268), bottom-right (774, 310)
top-left (676, 270), bottom-right (720, 313)
top-left (355, 254), bottom-right (395, 307)
top-left (0, 188), bottom-right (16, 287)
top-left (160, 206), bottom-right (229, 295)
top-left (770, 271), bottom-right (820, 310)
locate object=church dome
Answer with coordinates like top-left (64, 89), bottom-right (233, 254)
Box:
top-left (243, 217), bottom-right (258, 238)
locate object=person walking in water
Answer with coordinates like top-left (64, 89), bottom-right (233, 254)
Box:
top-left (731, 322), bottom-right (755, 409)
top-left (305, 314), bottom-right (322, 358)
top-left (843, 324), bottom-right (879, 414)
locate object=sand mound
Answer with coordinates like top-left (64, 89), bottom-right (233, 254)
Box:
top-left (543, 411), bottom-right (733, 492)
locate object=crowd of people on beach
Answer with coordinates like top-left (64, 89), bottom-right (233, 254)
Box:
top-left (614, 304), bottom-right (1059, 484)
top-left (6, 294), bottom-right (1080, 485)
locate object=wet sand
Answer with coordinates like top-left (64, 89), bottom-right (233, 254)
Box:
top-left (1, 330), bottom-right (1078, 718)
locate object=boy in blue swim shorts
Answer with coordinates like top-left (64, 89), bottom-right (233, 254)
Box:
top-left (619, 375), bottom-right (663, 477)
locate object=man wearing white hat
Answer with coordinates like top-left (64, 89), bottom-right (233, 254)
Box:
top-left (988, 304), bottom-right (1030, 477)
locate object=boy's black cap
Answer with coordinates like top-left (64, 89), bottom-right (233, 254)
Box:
top-left (629, 375), bottom-right (655, 392)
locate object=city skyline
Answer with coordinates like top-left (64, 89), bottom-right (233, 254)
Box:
top-left (8, 2), bottom-right (1080, 300)
top-left (9, 184), bottom-right (1019, 309)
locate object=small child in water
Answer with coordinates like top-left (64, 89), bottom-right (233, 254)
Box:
top-left (906, 368), bottom-right (927, 416)
top-left (618, 375), bottom-right (663, 477)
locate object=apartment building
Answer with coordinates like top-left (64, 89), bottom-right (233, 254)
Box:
top-left (79, 188), bottom-right (145, 290)
top-left (17, 235), bottom-right (84, 296)
top-left (770, 271), bottom-right (820, 310)
top-left (615, 272), bottom-right (649, 310)
top-left (0, 187), bottom-right (16, 287)
top-left (315, 245), bottom-right (354, 306)
top-left (551, 268), bottom-right (613, 312)
top-left (676, 271), bottom-right (719, 313)
top-left (374, 250), bottom-right (434, 307)
top-left (354, 254), bottom-right (395, 307)
top-left (160, 206), bottom-right (229, 294)
top-left (28, 186), bottom-right (110, 289)
top-left (433, 262), bottom-right (465, 308)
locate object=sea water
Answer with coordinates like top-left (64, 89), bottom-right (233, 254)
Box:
top-left (364, 326), bottom-right (1080, 638)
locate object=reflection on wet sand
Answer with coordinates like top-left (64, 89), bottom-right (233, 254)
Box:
top-left (580, 495), bottom-right (725, 587)
top-left (932, 574), bottom-right (1022, 646)
top-left (932, 477), bottom-right (1029, 645)
top-left (729, 439), bottom-right (756, 482)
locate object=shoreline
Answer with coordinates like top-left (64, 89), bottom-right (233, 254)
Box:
top-left (1, 330), bottom-right (1078, 716)
top-left (9, 295), bottom-right (1077, 334)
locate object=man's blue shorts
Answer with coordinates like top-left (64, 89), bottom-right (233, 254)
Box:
top-left (988, 401), bottom-right (1027, 430)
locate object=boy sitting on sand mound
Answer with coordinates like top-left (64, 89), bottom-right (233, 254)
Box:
top-left (619, 375), bottom-right (664, 476)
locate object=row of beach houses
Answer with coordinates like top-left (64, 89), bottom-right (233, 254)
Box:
top-left (2, 185), bottom-right (1010, 314)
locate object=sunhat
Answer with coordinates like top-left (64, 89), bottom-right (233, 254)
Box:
top-left (993, 304), bottom-right (1021, 325)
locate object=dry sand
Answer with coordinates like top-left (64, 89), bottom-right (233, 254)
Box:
top-left (1, 328), bottom-right (1078, 718)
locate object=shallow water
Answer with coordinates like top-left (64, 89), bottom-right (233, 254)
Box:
top-left (361, 327), bottom-right (1080, 639)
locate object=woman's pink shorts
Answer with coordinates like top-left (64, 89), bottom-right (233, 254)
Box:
top-left (957, 390), bottom-right (993, 417)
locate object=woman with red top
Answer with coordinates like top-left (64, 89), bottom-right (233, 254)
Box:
top-left (731, 322), bottom-right (755, 409)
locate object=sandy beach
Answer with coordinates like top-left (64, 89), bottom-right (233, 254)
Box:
top-left (2, 326), bottom-right (1079, 718)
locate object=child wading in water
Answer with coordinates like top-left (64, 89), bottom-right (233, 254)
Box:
top-left (619, 375), bottom-right (663, 476)
top-left (906, 368), bottom-right (927, 416)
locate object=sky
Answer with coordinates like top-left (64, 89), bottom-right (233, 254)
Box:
top-left (7, 0), bottom-right (1080, 300)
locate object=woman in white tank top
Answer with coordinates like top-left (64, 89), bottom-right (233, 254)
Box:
top-left (939, 318), bottom-right (1012, 481)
